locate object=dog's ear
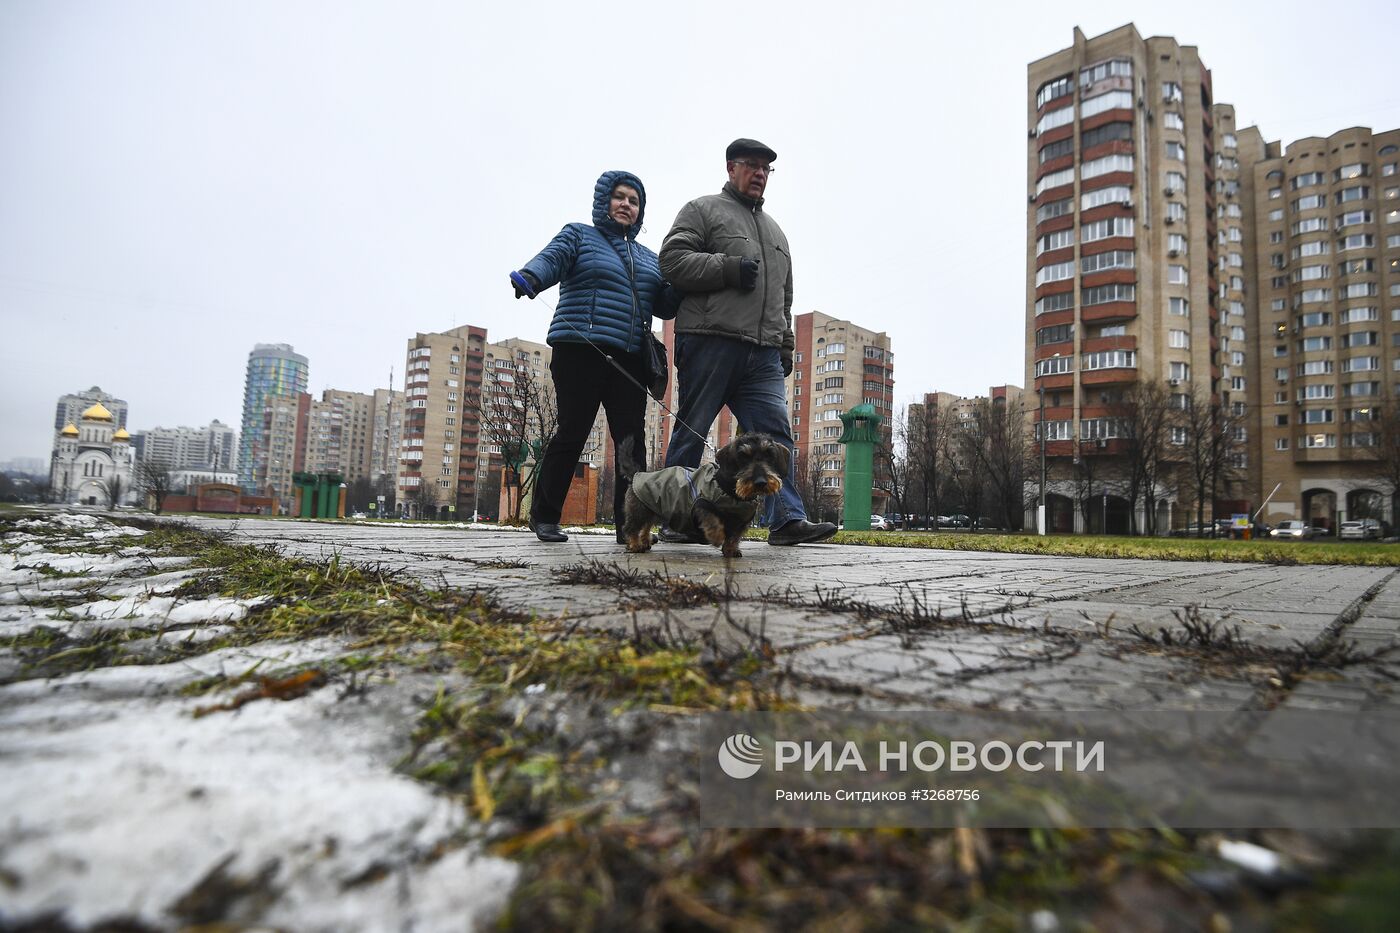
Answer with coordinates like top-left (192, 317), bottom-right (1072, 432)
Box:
top-left (716, 440), bottom-right (739, 475)
top-left (772, 440), bottom-right (791, 479)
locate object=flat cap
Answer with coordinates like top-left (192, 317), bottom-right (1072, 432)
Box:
top-left (726, 138), bottom-right (777, 163)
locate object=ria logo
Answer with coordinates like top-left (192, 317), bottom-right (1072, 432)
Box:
top-left (718, 733), bottom-right (764, 779)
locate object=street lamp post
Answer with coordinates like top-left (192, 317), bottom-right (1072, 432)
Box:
top-left (1038, 386), bottom-right (1047, 536)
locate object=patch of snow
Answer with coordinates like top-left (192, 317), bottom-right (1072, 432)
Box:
top-left (0, 649), bottom-right (517, 931)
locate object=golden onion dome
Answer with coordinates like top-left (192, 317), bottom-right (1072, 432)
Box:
top-left (112, 427), bottom-right (131, 442)
top-left (81, 402), bottom-right (114, 422)
top-left (61, 422), bottom-right (79, 437)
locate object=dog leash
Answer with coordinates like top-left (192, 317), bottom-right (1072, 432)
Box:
top-left (511, 271), bottom-right (719, 455)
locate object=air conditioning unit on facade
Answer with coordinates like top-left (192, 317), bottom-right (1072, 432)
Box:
top-left (1121, 200), bottom-right (1133, 208)
top-left (1096, 439), bottom-right (1108, 449)
top-left (1029, 128), bottom-right (1037, 138)
top-left (1165, 216), bottom-right (1176, 224)
top-left (1169, 379), bottom-right (1181, 386)
top-left (1168, 249), bottom-right (1180, 257)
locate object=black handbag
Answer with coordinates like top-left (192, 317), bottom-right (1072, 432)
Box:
top-left (646, 333), bottom-right (668, 401)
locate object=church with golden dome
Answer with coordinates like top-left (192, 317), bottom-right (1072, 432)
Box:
top-left (50, 399), bottom-right (136, 506)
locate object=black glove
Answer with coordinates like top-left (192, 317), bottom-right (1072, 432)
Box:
top-left (738, 258), bottom-right (760, 292)
top-left (511, 270), bottom-right (541, 300)
top-left (781, 352), bottom-right (793, 377)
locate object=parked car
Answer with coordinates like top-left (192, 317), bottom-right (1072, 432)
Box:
top-left (1269, 520), bottom-right (1318, 540)
top-left (869, 514), bottom-right (894, 531)
top-left (1339, 518), bottom-right (1383, 540)
top-left (940, 514), bottom-right (971, 528)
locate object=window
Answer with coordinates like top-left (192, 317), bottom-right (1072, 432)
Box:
top-left (1344, 382), bottom-right (1380, 397)
top-left (1341, 331), bottom-right (1378, 347)
top-left (1222, 132), bottom-right (1237, 149)
top-left (1293, 217), bottom-right (1329, 235)
top-left (1341, 357), bottom-right (1380, 373)
top-left (1035, 106), bottom-right (1074, 135)
top-left (1080, 89), bottom-right (1133, 118)
top-left (1035, 356), bottom-right (1073, 376)
top-left (1081, 418), bottom-right (1126, 440)
top-left (1168, 233), bottom-right (1187, 255)
top-left (1169, 297), bottom-right (1190, 316)
top-left (1293, 240), bottom-right (1329, 259)
top-left (1162, 81), bottom-right (1182, 102)
top-left (1097, 324), bottom-right (1127, 337)
top-left (1298, 336), bottom-right (1333, 352)
top-left (1035, 260), bottom-right (1074, 285)
top-left (1298, 311), bottom-right (1331, 327)
top-left (1275, 368), bottom-right (1290, 381)
top-left (1301, 409), bottom-right (1335, 424)
top-left (1169, 427), bottom-right (1187, 445)
top-left (1269, 208), bottom-right (1284, 221)
top-left (1169, 329), bottom-right (1190, 348)
top-left (1163, 111), bottom-right (1184, 130)
top-left (1271, 299), bottom-right (1287, 311)
top-left (1036, 197), bottom-right (1072, 223)
top-left (1036, 74), bottom-right (1073, 108)
top-left (1082, 154), bottom-right (1134, 179)
top-left (1083, 350), bottom-right (1136, 370)
top-left (1166, 202), bottom-right (1186, 223)
top-left (1081, 185), bottom-right (1132, 210)
top-left (1081, 122), bottom-right (1133, 149)
top-left (1337, 186), bottom-right (1370, 204)
top-left (1037, 420), bottom-right (1074, 441)
top-left (1270, 231), bottom-right (1284, 243)
top-left (1293, 264), bottom-right (1330, 282)
top-left (1036, 228), bottom-right (1074, 255)
top-left (1036, 167), bottom-right (1074, 196)
top-left (1343, 282), bottom-right (1378, 298)
top-left (1338, 209), bottom-right (1372, 228)
top-left (1276, 438), bottom-right (1290, 450)
top-left (1167, 264), bottom-right (1188, 284)
top-left (1165, 141), bottom-right (1186, 161)
top-left (1080, 58), bottom-right (1132, 87)
top-left (1039, 137), bottom-right (1074, 164)
top-left (1169, 362), bottom-right (1190, 381)
top-left (1035, 291), bottom-right (1074, 315)
top-left (1082, 283), bottom-right (1135, 305)
top-left (1298, 384), bottom-right (1335, 400)
top-left (1334, 163), bottom-right (1369, 182)
top-left (1340, 234), bottom-right (1375, 251)
top-left (1081, 217), bottom-right (1135, 242)
top-left (1292, 172), bottom-right (1325, 189)
top-left (1298, 360), bottom-right (1334, 376)
top-left (1165, 171), bottom-right (1186, 193)
top-left (1081, 250), bottom-right (1134, 273)
top-left (1301, 433), bottom-right (1336, 448)
top-left (1036, 323), bottom-right (1074, 346)
top-left (1295, 288), bottom-right (1332, 306)
top-left (1293, 194), bottom-right (1326, 211)
top-left (1269, 187), bottom-right (1283, 200)
top-left (1231, 376), bottom-right (1246, 391)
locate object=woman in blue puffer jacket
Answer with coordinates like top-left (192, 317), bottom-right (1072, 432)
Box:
top-left (510, 169), bottom-right (677, 543)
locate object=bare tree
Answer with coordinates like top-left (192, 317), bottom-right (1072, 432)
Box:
top-left (474, 354), bottom-right (561, 522)
top-left (1113, 380), bottom-right (1177, 535)
top-left (960, 397), bottom-right (1030, 530)
top-left (874, 406), bottom-right (911, 523)
top-left (596, 460), bottom-right (615, 522)
top-left (101, 473), bottom-right (125, 509)
top-left (794, 446), bottom-right (838, 525)
top-left (905, 399), bottom-right (952, 529)
top-left (1363, 398), bottom-right (1400, 527)
top-left (135, 460), bottom-right (174, 514)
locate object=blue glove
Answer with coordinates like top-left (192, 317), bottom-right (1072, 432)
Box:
top-left (510, 270), bottom-right (540, 300)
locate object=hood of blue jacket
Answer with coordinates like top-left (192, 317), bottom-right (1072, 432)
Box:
top-left (593, 170), bottom-right (646, 239)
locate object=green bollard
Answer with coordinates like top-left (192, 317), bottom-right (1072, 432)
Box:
top-left (293, 472), bottom-right (316, 518)
top-left (838, 403), bottom-right (883, 532)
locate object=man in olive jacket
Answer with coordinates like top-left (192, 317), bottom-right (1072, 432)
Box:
top-left (658, 138), bottom-right (836, 546)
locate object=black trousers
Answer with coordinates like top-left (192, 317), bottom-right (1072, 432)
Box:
top-left (532, 341), bottom-right (648, 524)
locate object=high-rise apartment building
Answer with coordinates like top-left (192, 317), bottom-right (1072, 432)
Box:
top-left (237, 344), bottom-right (308, 493)
top-left (1028, 24), bottom-right (1400, 531)
top-left (133, 421), bottom-right (236, 471)
top-left (789, 310), bottom-right (895, 514)
top-left (302, 389), bottom-right (376, 484)
top-left (1248, 126), bottom-right (1400, 526)
top-left (252, 391), bottom-right (309, 507)
top-left (370, 387), bottom-right (405, 487)
top-left (399, 325), bottom-right (496, 518)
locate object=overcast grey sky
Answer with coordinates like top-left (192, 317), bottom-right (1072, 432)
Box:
top-left (4, 0), bottom-right (1399, 464)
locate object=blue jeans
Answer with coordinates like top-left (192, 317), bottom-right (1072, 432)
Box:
top-left (664, 333), bottom-right (806, 528)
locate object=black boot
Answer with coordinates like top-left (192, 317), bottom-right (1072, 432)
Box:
top-left (529, 515), bottom-right (568, 543)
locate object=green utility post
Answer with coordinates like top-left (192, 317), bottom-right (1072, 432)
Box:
top-left (318, 473), bottom-right (343, 518)
top-left (838, 403), bottom-right (883, 532)
top-left (293, 472), bottom-right (316, 518)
